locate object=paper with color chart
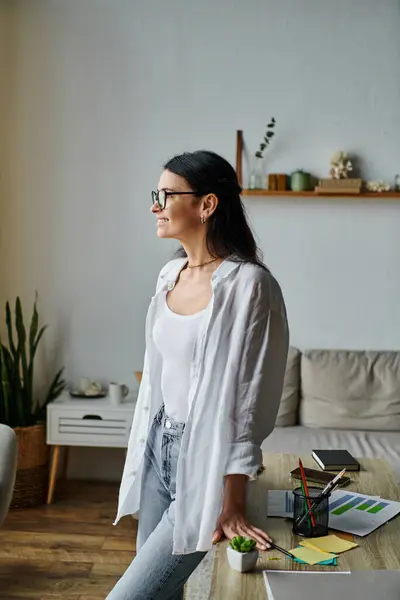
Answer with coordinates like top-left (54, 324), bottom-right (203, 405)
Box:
top-left (327, 490), bottom-right (400, 536)
top-left (267, 490), bottom-right (294, 518)
top-left (267, 489), bottom-right (400, 536)
top-left (267, 489), bottom-right (380, 519)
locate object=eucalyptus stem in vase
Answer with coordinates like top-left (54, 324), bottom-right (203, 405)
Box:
top-left (249, 117), bottom-right (276, 189)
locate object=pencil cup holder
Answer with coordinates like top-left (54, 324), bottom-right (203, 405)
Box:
top-left (292, 486), bottom-right (330, 538)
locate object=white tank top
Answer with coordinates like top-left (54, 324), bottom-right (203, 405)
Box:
top-left (152, 293), bottom-right (205, 422)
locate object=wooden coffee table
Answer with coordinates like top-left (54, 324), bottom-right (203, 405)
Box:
top-left (209, 453), bottom-right (400, 599)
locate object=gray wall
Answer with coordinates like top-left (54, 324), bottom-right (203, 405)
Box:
top-left (1, 0), bottom-right (399, 480)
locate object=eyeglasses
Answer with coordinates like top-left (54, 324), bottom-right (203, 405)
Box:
top-left (151, 189), bottom-right (198, 210)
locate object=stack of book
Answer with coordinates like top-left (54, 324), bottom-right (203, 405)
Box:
top-left (315, 178), bottom-right (362, 194)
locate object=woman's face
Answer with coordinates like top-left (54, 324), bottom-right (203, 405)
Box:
top-left (152, 170), bottom-right (203, 240)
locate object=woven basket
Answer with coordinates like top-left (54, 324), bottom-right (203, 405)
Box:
top-left (11, 424), bottom-right (49, 509)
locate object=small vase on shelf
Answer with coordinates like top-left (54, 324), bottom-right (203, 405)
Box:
top-left (249, 159), bottom-right (264, 190)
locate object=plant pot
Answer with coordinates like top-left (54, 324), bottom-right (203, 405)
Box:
top-left (226, 546), bottom-right (259, 572)
top-left (11, 423), bottom-right (49, 509)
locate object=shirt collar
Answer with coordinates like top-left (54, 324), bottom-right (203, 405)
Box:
top-left (160, 255), bottom-right (240, 290)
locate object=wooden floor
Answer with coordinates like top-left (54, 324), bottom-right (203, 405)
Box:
top-left (0, 480), bottom-right (137, 600)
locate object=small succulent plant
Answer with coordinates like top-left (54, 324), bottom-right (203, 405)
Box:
top-left (229, 535), bottom-right (257, 553)
top-left (255, 117), bottom-right (276, 159)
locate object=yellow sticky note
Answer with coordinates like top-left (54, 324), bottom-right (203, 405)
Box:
top-left (289, 546), bottom-right (337, 565)
top-left (300, 534), bottom-right (358, 554)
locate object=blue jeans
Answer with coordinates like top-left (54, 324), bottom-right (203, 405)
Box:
top-left (106, 406), bottom-right (208, 600)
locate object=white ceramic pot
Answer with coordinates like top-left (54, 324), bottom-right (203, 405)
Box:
top-left (226, 546), bottom-right (259, 572)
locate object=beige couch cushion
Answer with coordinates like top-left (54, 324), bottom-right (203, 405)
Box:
top-left (300, 349), bottom-right (400, 431)
top-left (275, 346), bottom-right (300, 426)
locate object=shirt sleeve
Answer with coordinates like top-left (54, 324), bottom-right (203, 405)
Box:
top-left (224, 274), bottom-right (289, 479)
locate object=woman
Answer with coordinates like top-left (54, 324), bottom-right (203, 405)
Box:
top-left (107, 151), bottom-right (289, 600)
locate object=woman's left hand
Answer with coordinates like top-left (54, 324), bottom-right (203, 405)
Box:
top-left (212, 506), bottom-right (272, 551)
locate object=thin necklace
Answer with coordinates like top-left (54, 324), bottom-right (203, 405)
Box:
top-left (187, 257), bottom-right (219, 269)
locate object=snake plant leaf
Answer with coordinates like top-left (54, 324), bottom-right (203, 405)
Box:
top-left (28, 324), bottom-right (47, 396)
top-left (29, 292), bottom-right (39, 362)
top-left (15, 297), bottom-right (30, 406)
top-left (5, 302), bottom-right (17, 360)
top-left (0, 342), bottom-right (25, 426)
top-left (44, 367), bottom-right (66, 406)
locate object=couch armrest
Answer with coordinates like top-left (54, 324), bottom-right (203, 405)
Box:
top-left (0, 424), bottom-right (18, 526)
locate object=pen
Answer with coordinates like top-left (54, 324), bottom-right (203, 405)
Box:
top-left (268, 541), bottom-right (295, 559)
top-left (294, 468), bottom-right (347, 528)
top-left (320, 468), bottom-right (347, 495)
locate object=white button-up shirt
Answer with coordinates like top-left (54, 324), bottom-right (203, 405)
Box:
top-left (114, 257), bottom-right (289, 554)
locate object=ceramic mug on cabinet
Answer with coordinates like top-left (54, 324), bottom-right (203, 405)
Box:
top-left (109, 382), bottom-right (129, 405)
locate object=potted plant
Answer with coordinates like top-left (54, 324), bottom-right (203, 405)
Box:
top-left (249, 117), bottom-right (276, 189)
top-left (0, 294), bottom-right (66, 508)
top-left (226, 535), bottom-right (259, 572)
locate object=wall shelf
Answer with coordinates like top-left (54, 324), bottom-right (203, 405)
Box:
top-left (235, 130), bottom-right (400, 199)
top-left (242, 189), bottom-right (400, 198)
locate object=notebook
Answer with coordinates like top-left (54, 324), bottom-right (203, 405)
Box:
top-left (312, 449), bottom-right (360, 471)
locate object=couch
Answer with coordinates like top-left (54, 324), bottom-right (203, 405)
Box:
top-left (0, 423), bottom-right (18, 526)
top-left (262, 347), bottom-right (400, 482)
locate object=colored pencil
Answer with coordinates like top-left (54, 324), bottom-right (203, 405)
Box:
top-left (299, 459), bottom-right (317, 528)
top-left (299, 478), bottom-right (312, 531)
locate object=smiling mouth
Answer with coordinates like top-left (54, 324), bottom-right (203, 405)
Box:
top-left (157, 218), bottom-right (169, 224)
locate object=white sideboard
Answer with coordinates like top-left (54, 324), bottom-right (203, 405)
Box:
top-left (46, 391), bottom-right (137, 503)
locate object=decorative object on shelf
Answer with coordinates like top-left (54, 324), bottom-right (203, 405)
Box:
top-left (329, 150), bottom-right (353, 179)
top-left (268, 174), bottom-right (278, 190)
top-left (254, 117), bottom-right (276, 159)
top-left (315, 177), bottom-right (362, 195)
top-left (277, 174), bottom-right (287, 190)
top-left (249, 117), bottom-right (276, 189)
top-left (0, 294), bottom-right (66, 508)
top-left (290, 170), bottom-right (312, 192)
top-left (69, 378), bottom-right (106, 398)
top-left (248, 158), bottom-right (264, 190)
top-left (394, 174), bottom-right (400, 192)
top-left (226, 536), bottom-right (259, 572)
top-left (365, 180), bottom-right (391, 193)
top-left (268, 173), bottom-right (287, 191)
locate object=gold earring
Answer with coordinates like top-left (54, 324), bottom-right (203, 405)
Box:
top-left (201, 215), bottom-right (206, 224)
